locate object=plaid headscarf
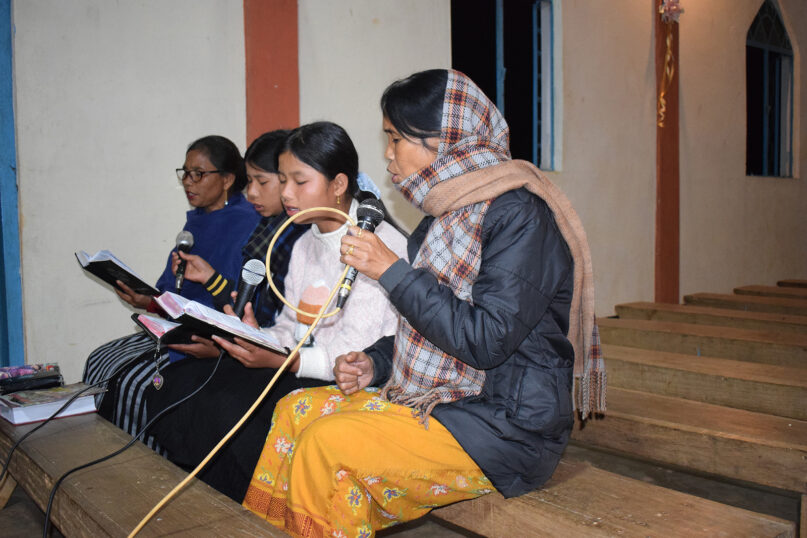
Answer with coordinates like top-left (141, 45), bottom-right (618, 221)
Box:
top-left (381, 71), bottom-right (510, 419)
top-left (383, 70), bottom-right (605, 420)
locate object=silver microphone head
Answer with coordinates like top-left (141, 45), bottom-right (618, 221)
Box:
top-left (356, 199), bottom-right (385, 227)
top-left (175, 230), bottom-right (194, 252)
top-left (241, 258), bottom-right (266, 286)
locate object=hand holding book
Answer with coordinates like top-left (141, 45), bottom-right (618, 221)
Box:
top-left (133, 292), bottom-right (287, 357)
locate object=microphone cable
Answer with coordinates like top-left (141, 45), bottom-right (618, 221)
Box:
top-left (42, 350), bottom-right (226, 538)
top-left (128, 206), bottom-right (353, 537)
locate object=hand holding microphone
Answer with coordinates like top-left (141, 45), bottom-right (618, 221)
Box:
top-left (336, 199), bottom-right (393, 308)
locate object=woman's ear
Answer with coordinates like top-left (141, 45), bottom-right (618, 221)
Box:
top-left (222, 173), bottom-right (236, 193)
top-left (331, 172), bottom-right (349, 198)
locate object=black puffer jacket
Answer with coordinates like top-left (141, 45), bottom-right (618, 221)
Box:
top-left (367, 187), bottom-right (574, 498)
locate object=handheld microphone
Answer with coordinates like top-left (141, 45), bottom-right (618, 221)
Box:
top-left (233, 259), bottom-right (266, 318)
top-left (174, 231), bottom-right (194, 292)
top-left (336, 199), bottom-right (385, 309)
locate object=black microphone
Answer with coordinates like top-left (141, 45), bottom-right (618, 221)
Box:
top-left (233, 259), bottom-right (266, 318)
top-left (336, 199), bottom-right (385, 309)
top-left (174, 230), bottom-right (194, 292)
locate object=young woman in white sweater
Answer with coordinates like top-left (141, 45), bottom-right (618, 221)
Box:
top-left (145, 122), bottom-right (408, 502)
top-left (213, 122), bottom-right (408, 376)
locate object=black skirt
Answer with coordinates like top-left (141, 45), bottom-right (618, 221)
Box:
top-left (143, 355), bottom-right (327, 502)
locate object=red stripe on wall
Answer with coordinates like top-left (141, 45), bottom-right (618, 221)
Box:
top-left (654, 2), bottom-right (680, 303)
top-left (244, 0), bottom-right (299, 143)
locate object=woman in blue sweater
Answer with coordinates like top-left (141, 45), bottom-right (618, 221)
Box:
top-left (83, 135), bottom-right (259, 448)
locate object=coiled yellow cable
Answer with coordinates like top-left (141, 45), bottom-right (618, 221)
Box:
top-left (128, 207), bottom-right (354, 537)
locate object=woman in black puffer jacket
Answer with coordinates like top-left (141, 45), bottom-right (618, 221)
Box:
top-left (242, 69), bottom-right (604, 538)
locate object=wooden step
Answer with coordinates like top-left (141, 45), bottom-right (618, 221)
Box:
top-left (0, 413), bottom-right (280, 537)
top-left (604, 344), bottom-right (807, 420)
top-left (432, 455), bottom-right (795, 537)
top-left (598, 318), bottom-right (807, 368)
top-left (571, 388), bottom-right (807, 494)
top-left (736, 285), bottom-right (807, 301)
top-left (616, 301), bottom-right (807, 334)
top-left (685, 292), bottom-right (807, 317)
top-left (779, 280), bottom-right (807, 289)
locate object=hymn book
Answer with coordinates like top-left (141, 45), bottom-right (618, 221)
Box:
top-left (76, 250), bottom-right (160, 296)
top-left (0, 383), bottom-right (100, 425)
top-left (133, 292), bottom-right (288, 355)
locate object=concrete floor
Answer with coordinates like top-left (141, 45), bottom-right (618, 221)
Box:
top-left (1, 444), bottom-right (798, 536)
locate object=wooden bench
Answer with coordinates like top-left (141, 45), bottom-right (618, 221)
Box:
top-left (736, 285), bottom-right (807, 301)
top-left (685, 292), bottom-right (807, 317)
top-left (597, 318), bottom-right (807, 368)
top-left (1, 410), bottom-right (796, 537)
top-left (603, 344), bottom-right (806, 420)
top-left (571, 388), bottom-right (807, 494)
top-left (0, 413), bottom-right (284, 537)
top-left (432, 456), bottom-right (795, 537)
top-left (615, 301), bottom-right (807, 334)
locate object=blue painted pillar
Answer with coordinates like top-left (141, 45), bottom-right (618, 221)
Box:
top-left (1, 0), bottom-right (24, 366)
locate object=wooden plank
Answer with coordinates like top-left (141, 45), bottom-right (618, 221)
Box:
top-left (779, 280), bottom-right (807, 289)
top-left (604, 344), bottom-right (807, 420)
top-left (598, 318), bottom-right (807, 368)
top-left (684, 293), bottom-right (807, 317)
top-left (0, 473), bottom-right (15, 509)
top-left (736, 285), bottom-right (807, 301)
top-left (0, 414), bottom-right (283, 537)
top-left (571, 388), bottom-right (807, 493)
top-left (616, 301), bottom-right (807, 334)
top-left (432, 457), bottom-right (795, 537)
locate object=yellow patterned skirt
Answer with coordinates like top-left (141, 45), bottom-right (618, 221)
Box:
top-left (242, 386), bottom-right (492, 538)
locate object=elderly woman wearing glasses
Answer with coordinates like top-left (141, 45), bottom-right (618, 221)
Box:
top-left (83, 135), bottom-right (259, 449)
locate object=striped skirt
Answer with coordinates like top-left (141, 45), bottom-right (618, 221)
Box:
top-left (82, 332), bottom-right (168, 452)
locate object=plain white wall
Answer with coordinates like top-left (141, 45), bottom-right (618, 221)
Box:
top-left (297, 0), bottom-right (452, 232)
top-left (13, 0), bottom-right (246, 382)
top-left (553, 1), bottom-right (658, 316)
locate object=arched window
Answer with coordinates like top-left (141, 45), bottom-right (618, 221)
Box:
top-left (746, 0), bottom-right (793, 177)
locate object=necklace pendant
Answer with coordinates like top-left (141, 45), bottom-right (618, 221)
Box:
top-left (152, 373), bottom-right (164, 390)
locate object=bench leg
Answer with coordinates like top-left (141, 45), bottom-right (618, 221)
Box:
top-left (800, 494), bottom-right (805, 538)
top-left (0, 474), bottom-right (16, 510)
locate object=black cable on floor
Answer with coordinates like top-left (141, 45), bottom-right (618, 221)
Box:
top-left (0, 354), bottom-right (144, 484)
top-left (41, 351), bottom-right (224, 538)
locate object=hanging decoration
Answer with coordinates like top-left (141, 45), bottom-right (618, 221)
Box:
top-left (657, 0), bottom-right (684, 127)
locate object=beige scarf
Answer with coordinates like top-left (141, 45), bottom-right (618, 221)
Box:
top-left (423, 159), bottom-right (606, 419)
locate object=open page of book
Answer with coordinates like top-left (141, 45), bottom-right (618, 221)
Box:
top-left (76, 250), bottom-right (147, 280)
top-left (154, 292), bottom-right (285, 351)
top-left (135, 315), bottom-right (181, 339)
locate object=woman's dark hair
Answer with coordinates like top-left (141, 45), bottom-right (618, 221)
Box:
top-left (282, 122), bottom-right (360, 198)
top-left (282, 122), bottom-right (404, 233)
top-left (381, 69), bottom-right (447, 145)
top-left (245, 129), bottom-right (291, 173)
top-left (187, 135), bottom-right (248, 195)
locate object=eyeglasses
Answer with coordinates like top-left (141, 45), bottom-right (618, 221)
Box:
top-left (176, 168), bottom-right (222, 183)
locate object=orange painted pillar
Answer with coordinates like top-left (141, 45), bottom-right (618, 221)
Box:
top-left (654, 1), bottom-right (680, 304)
top-left (244, 0), bottom-right (299, 144)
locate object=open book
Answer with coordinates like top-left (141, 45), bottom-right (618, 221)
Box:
top-left (0, 383), bottom-right (101, 425)
top-left (76, 250), bottom-right (160, 296)
top-left (133, 292), bottom-right (288, 355)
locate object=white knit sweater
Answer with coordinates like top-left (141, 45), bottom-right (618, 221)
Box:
top-left (263, 200), bottom-right (408, 380)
